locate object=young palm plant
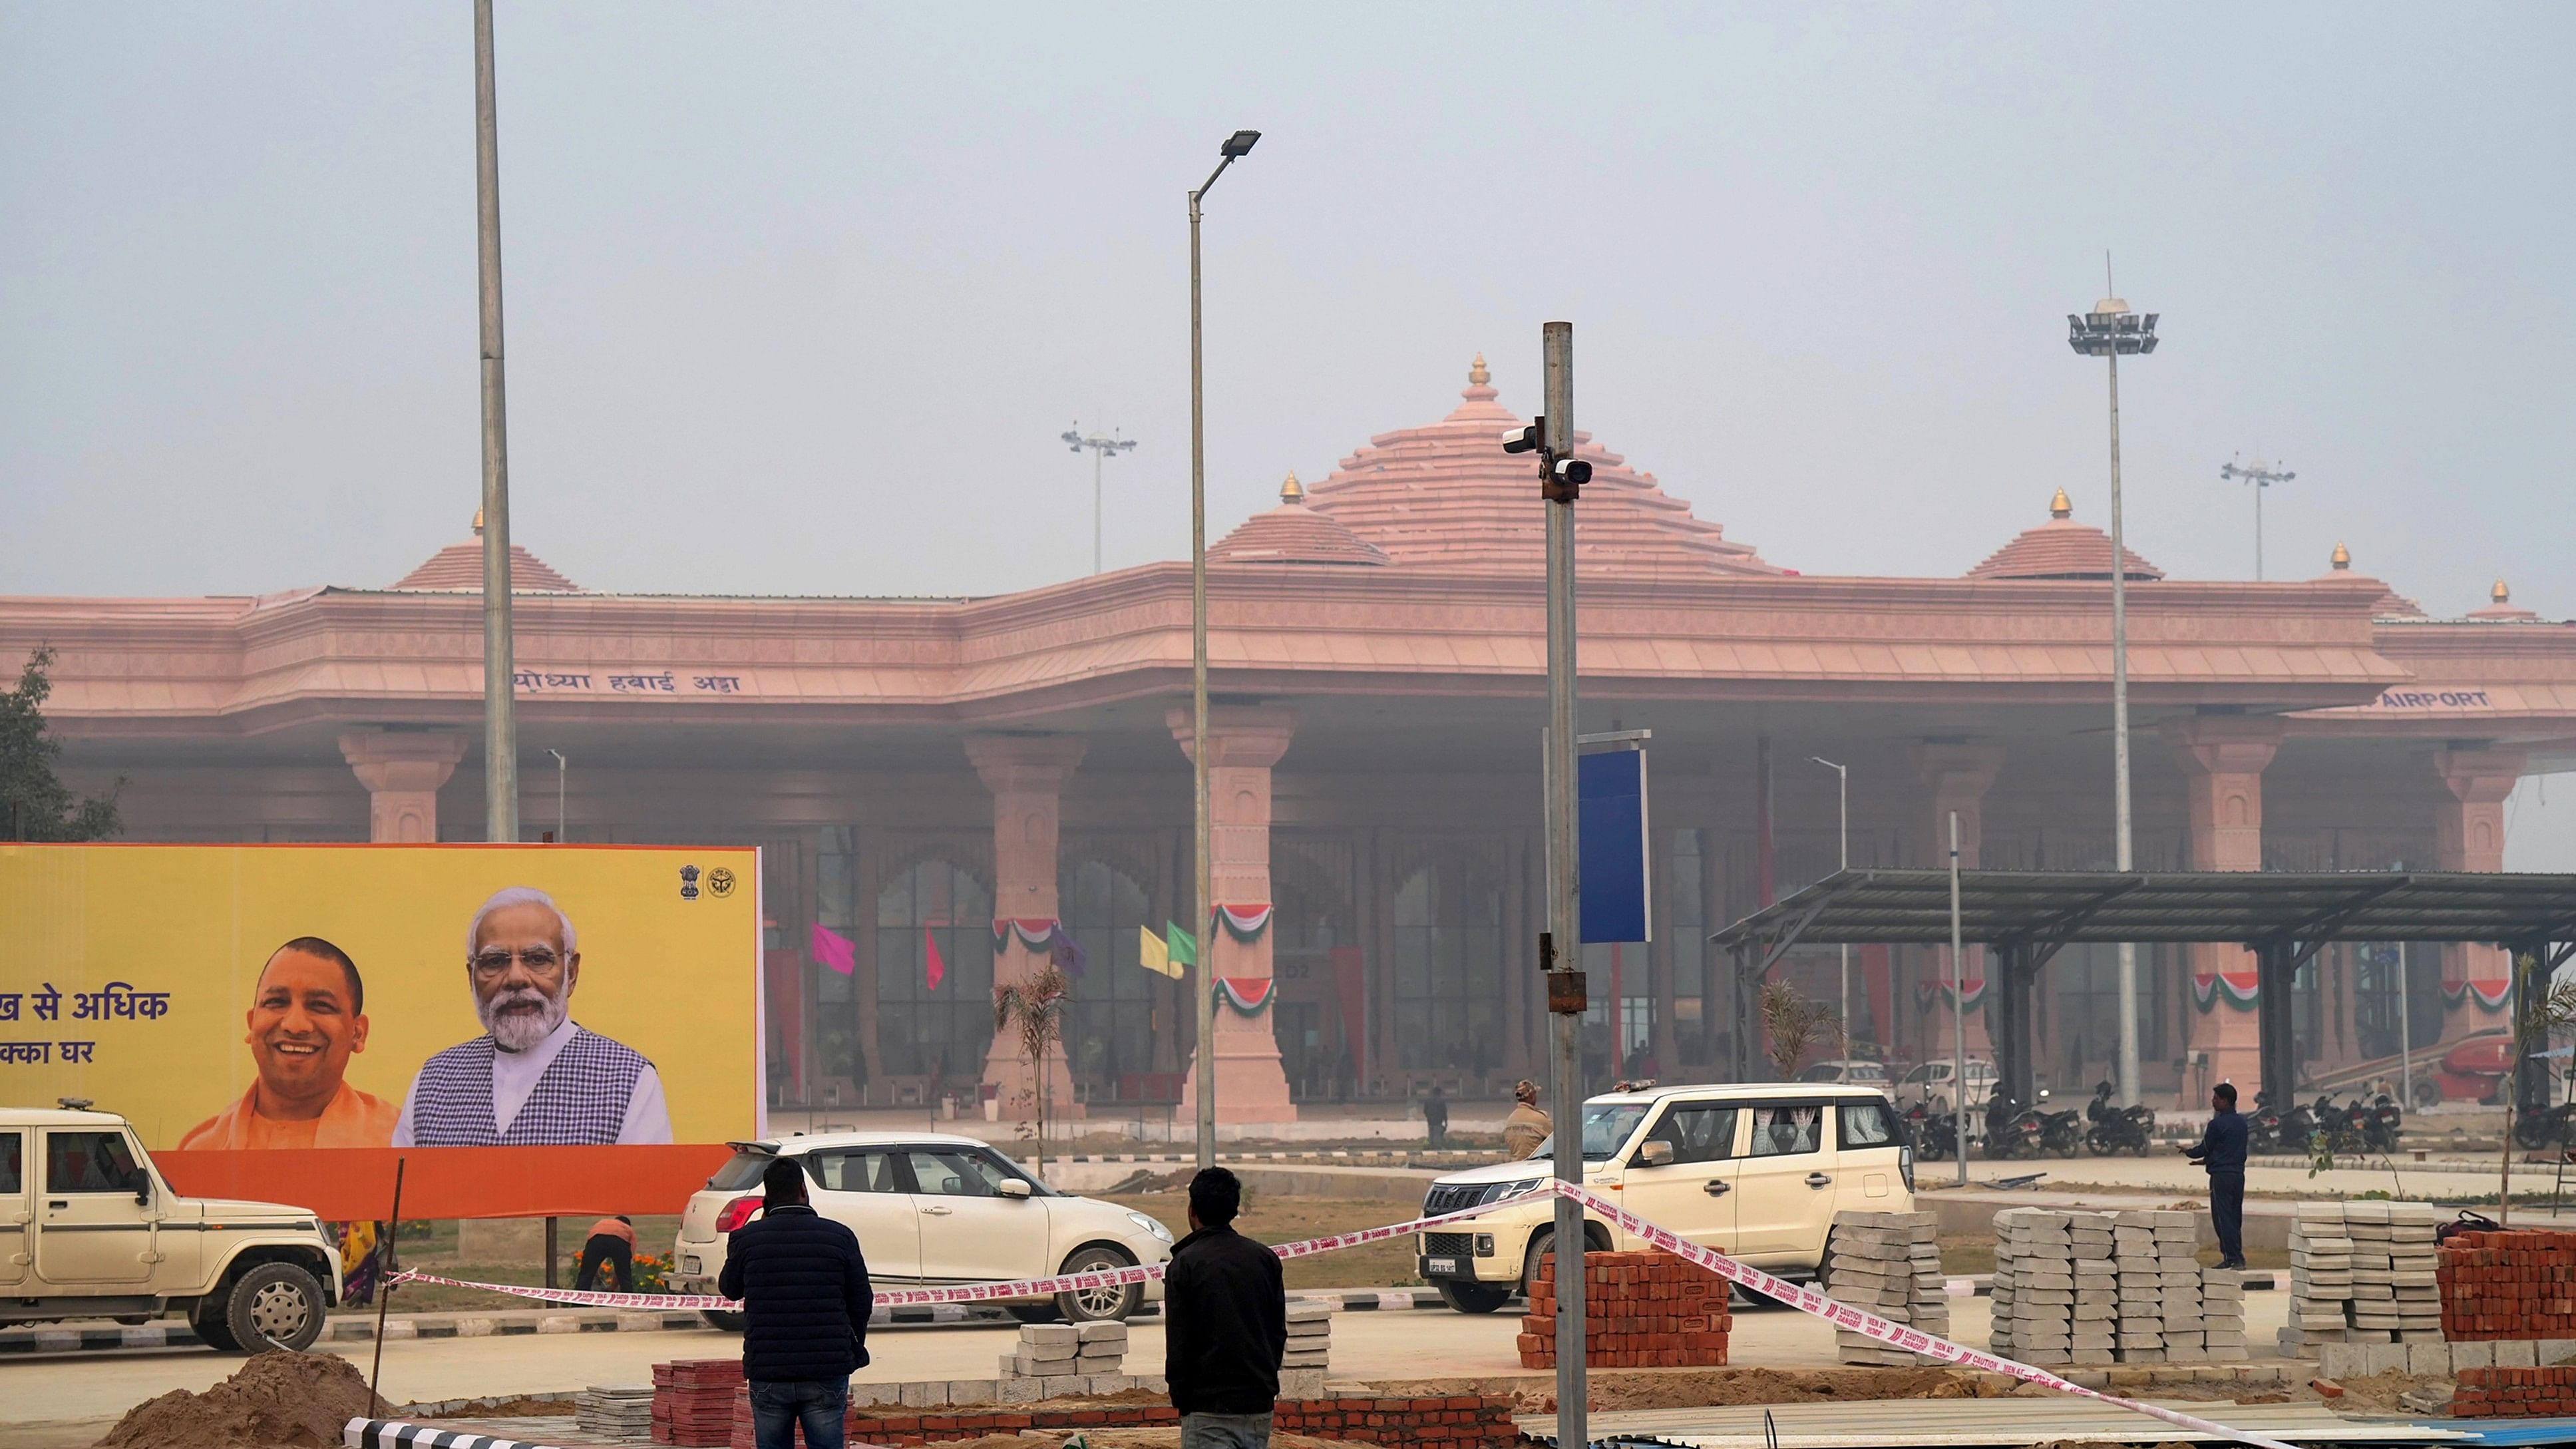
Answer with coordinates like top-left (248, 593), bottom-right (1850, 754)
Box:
top-left (994, 964), bottom-right (1072, 1177)
top-left (1761, 978), bottom-right (1848, 1082)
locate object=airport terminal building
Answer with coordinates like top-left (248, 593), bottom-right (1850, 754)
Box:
top-left (12, 357), bottom-right (2574, 1119)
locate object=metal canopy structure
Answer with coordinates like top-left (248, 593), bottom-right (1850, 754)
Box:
top-left (1710, 869), bottom-right (2576, 1114)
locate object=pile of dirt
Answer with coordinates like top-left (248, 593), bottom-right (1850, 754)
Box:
top-left (1100, 1168), bottom-right (1197, 1195)
top-left (2323, 1369), bottom-right (2454, 1416)
top-left (94, 1351), bottom-right (388, 1449)
top-left (418, 1397), bottom-right (575, 1419)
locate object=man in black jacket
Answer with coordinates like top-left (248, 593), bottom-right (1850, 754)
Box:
top-left (719, 1157), bottom-right (872, 1449)
top-left (1165, 1167), bottom-right (1286, 1449)
top-left (2181, 1082), bottom-right (2250, 1269)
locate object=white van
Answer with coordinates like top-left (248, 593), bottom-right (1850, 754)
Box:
top-left (1413, 1082), bottom-right (1913, 1313)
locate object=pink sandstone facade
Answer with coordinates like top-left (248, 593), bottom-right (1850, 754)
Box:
top-left (9, 357), bottom-right (2576, 1118)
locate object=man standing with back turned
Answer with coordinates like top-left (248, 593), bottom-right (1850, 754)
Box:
top-left (720, 1158), bottom-right (872, 1449)
top-left (2181, 1082), bottom-right (2249, 1270)
top-left (1166, 1167), bottom-right (1286, 1449)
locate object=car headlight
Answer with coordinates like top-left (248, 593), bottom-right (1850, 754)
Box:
top-left (1496, 1179), bottom-right (1544, 1201)
top-left (1127, 1211), bottom-right (1175, 1243)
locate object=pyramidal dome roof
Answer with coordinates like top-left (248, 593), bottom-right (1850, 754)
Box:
top-left (1967, 490), bottom-right (2163, 581)
top-left (1210, 473), bottom-right (1393, 566)
top-left (391, 519), bottom-right (582, 592)
top-left (1298, 355), bottom-right (1777, 578)
top-left (2316, 542), bottom-right (2423, 618)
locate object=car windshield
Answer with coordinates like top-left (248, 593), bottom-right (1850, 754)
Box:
top-left (707, 1149), bottom-right (776, 1191)
top-left (1533, 1103), bottom-right (1652, 1161)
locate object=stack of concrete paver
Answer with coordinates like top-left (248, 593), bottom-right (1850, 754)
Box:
top-left (1824, 1210), bottom-right (1949, 1365)
top-left (2203, 1266), bottom-right (2248, 1360)
top-left (999, 1321), bottom-right (1126, 1382)
top-left (2280, 1201), bottom-right (2443, 1354)
top-left (1990, 1208), bottom-right (2081, 1366)
top-left (1284, 1300), bottom-right (1331, 1373)
top-left (578, 1384), bottom-right (656, 1444)
top-left (2112, 1210), bottom-right (2202, 1364)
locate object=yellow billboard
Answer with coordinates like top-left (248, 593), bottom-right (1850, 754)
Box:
top-left (0, 844), bottom-right (761, 1156)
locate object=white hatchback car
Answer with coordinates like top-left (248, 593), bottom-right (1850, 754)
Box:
top-left (673, 1132), bottom-right (1173, 1325)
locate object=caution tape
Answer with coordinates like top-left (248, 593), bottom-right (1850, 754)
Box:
top-left (386, 1181), bottom-right (2290, 1449)
top-left (383, 1193), bottom-right (1514, 1313)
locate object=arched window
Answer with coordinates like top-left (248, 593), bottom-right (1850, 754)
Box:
top-left (876, 859), bottom-right (995, 1084)
top-left (1060, 860), bottom-right (1155, 1091)
top-left (1391, 863), bottom-right (1505, 1074)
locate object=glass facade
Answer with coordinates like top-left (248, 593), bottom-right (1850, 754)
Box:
top-left (874, 858), bottom-right (996, 1084)
top-left (1060, 859), bottom-right (1157, 1091)
top-left (1391, 864), bottom-right (1505, 1073)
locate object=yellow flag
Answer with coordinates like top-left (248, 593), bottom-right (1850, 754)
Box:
top-left (1139, 924), bottom-right (1179, 978)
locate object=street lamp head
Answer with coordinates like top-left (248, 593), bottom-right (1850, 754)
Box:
top-left (1221, 130), bottom-right (1262, 158)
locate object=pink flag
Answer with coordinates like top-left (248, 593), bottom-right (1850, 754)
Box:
top-left (924, 927), bottom-right (946, 991)
top-left (809, 923), bottom-right (856, 976)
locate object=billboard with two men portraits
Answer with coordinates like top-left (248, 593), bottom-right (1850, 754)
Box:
top-left (0, 843), bottom-right (761, 1217)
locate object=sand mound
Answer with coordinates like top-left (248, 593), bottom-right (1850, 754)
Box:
top-left (95, 1351), bottom-right (387, 1449)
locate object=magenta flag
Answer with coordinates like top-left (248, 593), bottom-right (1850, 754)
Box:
top-left (924, 927), bottom-right (947, 991)
top-left (809, 923), bottom-right (856, 976)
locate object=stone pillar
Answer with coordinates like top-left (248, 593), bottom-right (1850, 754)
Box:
top-left (2435, 746), bottom-right (2527, 1042)
top-left (965, 734), bottom-right (1087, 1122)
top-left (2166, 716), bottom-right (2285, 1092)
top-left (1911, 743), bottom-right (2004, 1074)
top-left (338, 729), bottom-right (467, 842)
top-left (1169, 705), bottom-right (1299, 1126)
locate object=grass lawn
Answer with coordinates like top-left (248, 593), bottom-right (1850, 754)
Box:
top-left (1103, 1194), bottom-right (1427, 1289)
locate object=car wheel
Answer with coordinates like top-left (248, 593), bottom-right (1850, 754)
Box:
top-left (1520, 1229), bottom-right (1556, 1303)
top-left (189, 1299), bottom-right (242, 1352)
top-left (225, 1261), bottom-right (326, 1352)
top-left (1053, 1245), bottom-right (1140, 1323)
top-left (1435, 1281), bottom-right (1511, 1315)
top-left (700, 1310), bottom-right (746, 1332)
top-left (1005, 1305), bottom-right (1061, 1325)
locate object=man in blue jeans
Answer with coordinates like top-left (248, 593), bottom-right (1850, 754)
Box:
top-left (719, 1157), bottom-right (872, 1449)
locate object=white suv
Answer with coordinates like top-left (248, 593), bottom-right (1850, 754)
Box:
top-left (673, 1133), bottom-right (1173, 1325)
top-left (1413, 1082), bottom-right (1913, 1313)
top-left (1, 1106), bottom-right (342, 1350)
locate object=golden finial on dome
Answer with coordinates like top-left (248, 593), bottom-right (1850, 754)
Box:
top-left (2493, 579), bottom-right (2512, 604)
top-left (1280, 470), bottom-right (1304, 505)
top-left (2048, 488), bottom-right (2072, 520)
top-left (1468, 353), bottom-right (1489, 387)
top-left (472, 507), bottom-right (485, 536)
top-left (2330, 541), bottom-right (2351, 570)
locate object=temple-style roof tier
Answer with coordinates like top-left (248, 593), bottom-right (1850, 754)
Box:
top-left (1967, 489), bottom-right (2163, 581)
top-left (2318, 542), bottom-right (2424, 619)
top-left (393, 532), bottom-right (582, 592)
top-left (1300, 356), bottom-right (1779, 578)
top-left (1208, 473), bottom-right (1393, 566)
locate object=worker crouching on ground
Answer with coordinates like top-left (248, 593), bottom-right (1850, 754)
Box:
top-left (719, 1157), bottom-right (872, 1449)
top-left (1165, 1167), bottom-right (1287, 1449)
top-left (576, 1214), bottom-right (635, 1291)
top-left (2181, 1081), bottom-right (2249, 1269)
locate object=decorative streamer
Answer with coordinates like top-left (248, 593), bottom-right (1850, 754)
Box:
top-left (1214, 903), bottom-right (1274, 944)
top-left (1215, 977), bottom-right (1276, 1014)
top-left (990, 918), bottom-right (1062, 953)
top-left (2442, 979), bottom-right (2512, 1012)
top-left (2191, 971), bottom-right (2262, 1012)
top-left (1913, 977), bottom-right (1988, 1012)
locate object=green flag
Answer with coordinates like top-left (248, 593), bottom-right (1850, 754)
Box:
top-left (1165, 921), bottom-right (1198, 968)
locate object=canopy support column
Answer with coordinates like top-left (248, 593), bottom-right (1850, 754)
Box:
top-left (1992, 942), bottom-right (2038, 1110)
top-left (2255, 939), bottom-right (2298, 1110)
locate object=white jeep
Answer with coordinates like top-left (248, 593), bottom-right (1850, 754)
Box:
top-left (1, 1105), bottom-right (342, 1351)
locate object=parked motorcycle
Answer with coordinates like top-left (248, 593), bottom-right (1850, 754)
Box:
top-left (1904, 1100), bottom-right (1958, 1161)
top-left (1983, 1094), bottom-right (2045, 1159)
top-left (2084, 1080), bottom-right (2155, 1155)
top-left (2036, 1088), bottom-right (2084, 1156)
top-left (2511, 1102), bottom-right (2576, 1151)
top-left (2247, 1090), bottom-right (2289, 1155)
top-left (2365, 1093), bottom-right (2404, 1154)
top-left (2311, 1093), bottom-right (2365, 1154)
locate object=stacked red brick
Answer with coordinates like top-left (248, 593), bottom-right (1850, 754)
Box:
top-left (2438, 1229), bottom-right (2576, 1340)
top-left (2453, 1366), bottom-right (2576, 1418)
top-left (814, 1396), bottom-right (1515, 1449)
top-left (649, 1359), bottom-right (741, 1447)
top-left (1516, 1249), bottom-right (1730, 1369)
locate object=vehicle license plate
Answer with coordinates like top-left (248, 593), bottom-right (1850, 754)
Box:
top-left (1425, 1256), bottom-right (1459, 1275)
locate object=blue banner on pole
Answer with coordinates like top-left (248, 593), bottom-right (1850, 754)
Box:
top-left (1580, 748), bottom-right (1650, 944)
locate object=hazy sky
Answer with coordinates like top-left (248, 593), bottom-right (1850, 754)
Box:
top-left (3, 3), bottom-right (2569, 622)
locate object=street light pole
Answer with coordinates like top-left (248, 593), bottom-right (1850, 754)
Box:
top-left (1189, 130), bottom-right (1260, 1172)
top-left (1811, 757), bottom-right (1850, 1042)
top-left (1063, 425), bottom-right (1139, 576)
top-left (473, 0), bottom-right (518, 844)
top-left (1539, 320), bottom-right (1585, 1449)
top-left (2068, 278), bottom-right (2158, 1108)
top-left (2219, 457), bottom-right (2295, 581)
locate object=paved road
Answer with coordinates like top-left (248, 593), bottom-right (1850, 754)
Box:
top-left (0, 1287), bottom-right (2314, 1449)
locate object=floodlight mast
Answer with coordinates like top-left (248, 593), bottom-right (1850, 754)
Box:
top-left (2066, 281), bottom-right (2157, 1109)
top-left (1063, 425), bottom-right (1139, 575)
top-left (2219, 457), bottom-right (2296, 581)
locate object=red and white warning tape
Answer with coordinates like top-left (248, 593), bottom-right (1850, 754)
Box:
top-left (387, 1181), bottom-right (2292, 1449)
